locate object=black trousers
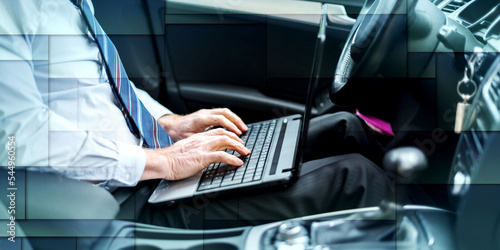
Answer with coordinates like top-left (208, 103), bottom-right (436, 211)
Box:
top-left (116, 112), bottom-right (394, 229)
top-left (304, 111), bottom-right (386, 165)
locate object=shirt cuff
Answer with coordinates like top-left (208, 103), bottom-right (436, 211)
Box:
top-left (105, 142), bottom-right (146, 187)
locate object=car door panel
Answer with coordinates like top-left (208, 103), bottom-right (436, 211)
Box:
top-left (165, 0), bottom-right (357, 121)
top-left (93, 0), bottom-right (359, 121)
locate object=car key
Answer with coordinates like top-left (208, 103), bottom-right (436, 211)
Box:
top-left (454, 68), bottom-right (477, 133)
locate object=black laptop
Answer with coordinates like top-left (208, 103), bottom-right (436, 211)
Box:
top-left (148, 5), bottom-right (328, 204)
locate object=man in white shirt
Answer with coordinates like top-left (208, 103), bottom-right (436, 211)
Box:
top-left (0, 0), bottom-right (250, 186)
top-left (0, 0), bottom-right (392, 229)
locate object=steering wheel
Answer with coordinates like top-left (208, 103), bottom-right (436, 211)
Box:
top-left (330, 0), bottom-right (415, 106)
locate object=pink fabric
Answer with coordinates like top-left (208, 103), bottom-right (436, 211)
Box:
top-left (356, 110), bottom-right (394, 136)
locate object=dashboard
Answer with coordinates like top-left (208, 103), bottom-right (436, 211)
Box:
top-left (436, 0), bottom-right (500, 51)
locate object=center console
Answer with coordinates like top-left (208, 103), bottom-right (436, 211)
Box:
top-left (90, 205), bottom-right (454, 250)
top-left (250, 205), bottom-right (455, 250)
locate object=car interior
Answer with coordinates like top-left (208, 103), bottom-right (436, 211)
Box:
top-left (1, 0), bottom-right (500, 249)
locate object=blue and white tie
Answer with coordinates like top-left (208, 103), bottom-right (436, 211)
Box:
top-left (73, 0), bottom-right (173, 148)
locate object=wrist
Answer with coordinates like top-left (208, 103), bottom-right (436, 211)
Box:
top-left (158, 114), bottom-right (183, 141)
top-left (142, 149), bottom-right (171, 181)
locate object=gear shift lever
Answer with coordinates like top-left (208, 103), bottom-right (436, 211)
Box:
top-left (305, 147), bottom-right (428, 247)
top-left (383, 146), bottom-right (428, 207)
top-left (380, 147), bottom-right (428, 230)
top-left (338, 147), bottom-right (428, 221)
top-left (383, 147), bottom-right (428, 185)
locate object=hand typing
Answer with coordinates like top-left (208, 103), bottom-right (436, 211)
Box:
top-left (142, 128), bottom-right (250, 181)
top-left (158, 108), bottom-right (248, 141)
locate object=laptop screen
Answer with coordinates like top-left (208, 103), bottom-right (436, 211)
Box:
top-left (295, 4), bottom-right (328, 175)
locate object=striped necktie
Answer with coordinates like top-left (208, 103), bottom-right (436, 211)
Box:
top-left (73, 0), bottom-right (173, 148)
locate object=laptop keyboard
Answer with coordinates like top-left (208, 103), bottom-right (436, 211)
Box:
top-left (197, 120), bottom-right (277, 191)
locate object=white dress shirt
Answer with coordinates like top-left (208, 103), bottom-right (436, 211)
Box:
top-left (0, 0), bottom-right (171, 186)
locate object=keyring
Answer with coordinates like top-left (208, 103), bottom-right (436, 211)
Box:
top-left (457, 78), bottom-right (477, 101)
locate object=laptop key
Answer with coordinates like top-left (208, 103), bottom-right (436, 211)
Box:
top-left (202, 173), bottom-right (214, 182)
top-left (220, 179), bottom-right (240, 187)
top-left (212, 176), bottom-right (223, 186)
top-left (233, 174), bottom-right (244, 182)
top-left (242, 177), bottom-right (253, 183)
top-left (206, 163), bottom-right (215, 171)
top-left (221, 179), bottom-right (234, 186)
top-left (224, 168), bottom-right (237, 180)
top-left (245, 173), bottom-right (255, 180)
